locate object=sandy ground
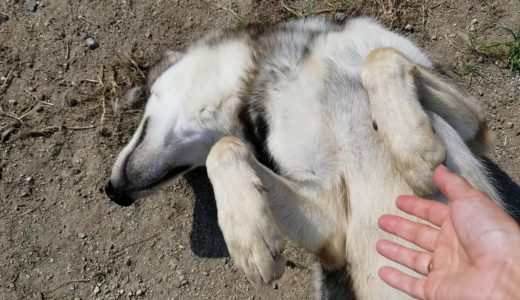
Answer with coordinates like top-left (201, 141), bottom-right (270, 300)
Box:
top-left (1, 0), bottom-right (519, 299)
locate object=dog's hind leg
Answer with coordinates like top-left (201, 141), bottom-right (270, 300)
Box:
top-left (207, 137), bottom-right (347, 282)
top-left (361, 48), bottom-right (447, 196)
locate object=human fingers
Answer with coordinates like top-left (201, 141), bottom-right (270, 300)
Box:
top-left (379, 266), bottom-right (425, 299)
top-left (376, 239), bottom-right (433, 276)
top-left (433, 165), bottom-right (480, 201)
top-left (379, 215), bottom-right (439, 252)
top-left (396, 195), bottom-right (449, 227)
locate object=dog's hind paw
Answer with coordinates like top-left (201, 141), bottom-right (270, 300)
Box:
top-left (396, 131), bottom-right (446, 196)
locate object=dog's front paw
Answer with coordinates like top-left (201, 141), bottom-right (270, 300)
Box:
top-left (221, 216), bottom-right (286, 285)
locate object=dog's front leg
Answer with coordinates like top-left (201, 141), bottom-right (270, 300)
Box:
top-left (207, 137), bottom-right (346, 283)
top-left (206, 137), bottom-right (286, 285)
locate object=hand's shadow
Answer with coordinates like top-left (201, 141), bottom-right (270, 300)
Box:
top-left (483, 159), bottom-right (520, 222)
top-left (185, 167), bottom-right (230, 258)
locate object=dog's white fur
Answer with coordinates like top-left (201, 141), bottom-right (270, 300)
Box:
top-left (109, 17), bottom-right (503, 299)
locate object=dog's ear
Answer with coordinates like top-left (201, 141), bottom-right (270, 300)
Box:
top-left (147, 50), bottom-right (184, 88)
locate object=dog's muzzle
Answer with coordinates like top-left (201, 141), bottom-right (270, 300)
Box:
top-left (105, 181), bottom-right (134, 206)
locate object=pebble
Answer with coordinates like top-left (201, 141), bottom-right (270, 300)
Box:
top-left (334, 12), bottom-right (346, 22)
top-left (136, 289), bottom-right (144, 296)
top-left (8, 99), bottom-right (17, 105)
top-left (78, 233), bottom-right (87, 239)
top-left (0, 14), bottom-right (8, 24)
top-left (24, 1), bottom-right (38, 12)
top-left (125, 257), bottom-right (132, 266)
top-left (25, 176), bottom-right (33, 182)
top-left (93, 286), bottom-right (100, 294)
top-left (507, 122), bottom-right (514, 129)
top-left (404, 24), bottom-right (413, 31)
top-left (85, 37), bottom-right (99, 50)
top-left (67, 99), bottom-right (79, 107)
top-left (100, 127), bottom-right (112, 138)
top-left (471, 18), bottom-right (478, 25)
top-left (431, 34), bottom-right (438, 40)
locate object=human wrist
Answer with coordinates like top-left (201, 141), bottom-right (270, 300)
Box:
top-left (491, 252), bottom-right (520, 299)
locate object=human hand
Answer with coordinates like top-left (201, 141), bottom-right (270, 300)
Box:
top-left (376, 165), bottom-right (520, 300)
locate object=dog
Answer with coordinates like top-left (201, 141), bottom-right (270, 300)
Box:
top-left (105, 16), bottom-right (503, 299)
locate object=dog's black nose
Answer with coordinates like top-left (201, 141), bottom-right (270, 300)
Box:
top-left (105, 181), bottom-right (134, 206)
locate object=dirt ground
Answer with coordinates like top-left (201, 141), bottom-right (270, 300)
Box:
top-left (0, 0), bottom-right (519, 299)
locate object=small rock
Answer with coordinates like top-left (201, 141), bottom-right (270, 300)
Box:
top-left (469, 24), bottom-right (475, 32)
top-left (0, 14), bottom-right (8, 24)
top-left (35, 105), bottom-right (44, 112)
top-left (67, 99), bottom-right (79, 107)
top-left (136, 289), bottom-right (144, 296)
top-left (507, 122), bottom-right (514, 129)
top-left (477, 56), bottom-right (484, 63)
top-left (21, 189), bottom-right (31, 197)
top-left (85, 37), bottom-right (99, 50)
top-left (471, 18), bottom-right (478, 25)
top-left (1, 127), bottom-right (17, 142)
top-left (78, 233), bottom-right (87, 239)
top-left (431, 34), bottom-right (438, 40)
top-left (118, 289), bottom-right (125, 295)
top-left (404, 24), bottom-right (413, 31)
top-left (100, 127), bottom-right (112, 138)
top-left (478, 90), bottom-right (484, 96)
top-left (0, 76), bottom-right (6, 81)
top-left (8, 99), bottom-right (17, 105)
top-left (145, 31), bottom-right (152, 38)
top-left (93, 286), bottom-right (100, 295)
top-left (24, 1), bottom-right (38, 12)
top-left (25, 176), bottom-right (33, 182)
top-left (124, 257), bottom-right (132, 266)
top-left (334, 12), bottom-right (346, 21)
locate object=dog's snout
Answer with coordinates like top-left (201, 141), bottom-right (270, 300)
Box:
top-left (105, 181), bottom-right (134, 206)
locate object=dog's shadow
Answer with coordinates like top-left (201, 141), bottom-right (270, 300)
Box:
top-left (184, 162), bottom-right (520, 258)
top-left (484, 159), bottom-right (520, 222)
top-left (185, 167), bottom-right (229, 258)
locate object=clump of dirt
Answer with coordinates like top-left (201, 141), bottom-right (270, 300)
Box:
top-left (1, 1), bottom-right (519, 299)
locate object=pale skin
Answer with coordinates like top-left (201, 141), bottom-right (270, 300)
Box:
top-left (377, 165), bottom-right (520, 300)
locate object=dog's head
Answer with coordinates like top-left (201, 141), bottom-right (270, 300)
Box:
top-left (106, 42), bottom-right (253, 206)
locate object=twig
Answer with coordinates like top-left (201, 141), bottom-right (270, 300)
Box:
top-left (65, 42), bottom-right (70, 60)
top-left (24, 88), bottom-right (38, 99)
top-left (0, 110), bottom-right (24, 124)
top-left (46, 278), bottom-right (91, 295)
top-left (199, 0), bottom-right (248, 22)
top-left (281, 0), bottom-right (304, 17)
top-left (39, 100), bottom-right (57, 107)
top-left (100, 95), bottom-right (106, 127)
top-left (78, 15), bottom-right (98, 27)
top-left (79, 78), bottom-right (101, 84)
top-left (0, 67), bottom-right (13, 93)
top-left (66, 125), bottom-right (96, 130)
top-left (6, 202), bottom-right (44, 224)
top-left (110, 232), bottom-right (162, 258)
